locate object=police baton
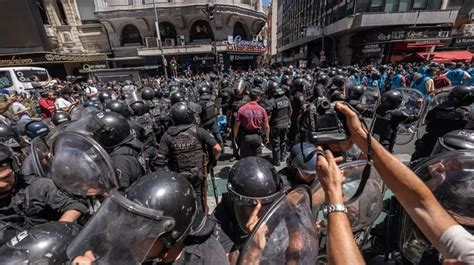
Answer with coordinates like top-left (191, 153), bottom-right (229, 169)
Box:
top-left (209, 164), bottom-right (219, 204)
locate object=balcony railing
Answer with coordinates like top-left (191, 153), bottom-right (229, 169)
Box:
top-left (99, 0), bottom-right (262, 12)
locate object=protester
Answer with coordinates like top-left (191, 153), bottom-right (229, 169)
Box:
top-left (38, 90), bottom-right (56, 118)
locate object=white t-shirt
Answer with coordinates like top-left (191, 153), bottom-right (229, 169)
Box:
top-left (11, 102), bottom-right (30, 120)
top-left (85, 86), bottom-right (98, 95)
top-left (55, 97), bottom-right (72, 110)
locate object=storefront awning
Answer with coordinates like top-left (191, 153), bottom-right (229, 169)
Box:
top-left (418, 51), bottom-right (473, 63)
top-left (400, 51), bottom-right (473, 63)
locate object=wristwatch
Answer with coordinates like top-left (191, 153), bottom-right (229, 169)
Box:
top-left (323, 204), bottom-right (348, 217)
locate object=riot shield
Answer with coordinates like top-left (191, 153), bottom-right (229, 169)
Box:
top-left (417, 87), bottom-right (453, 139)
top-left (69, 105), bottom-right (84, 121)
top-left (359, 86), bottom-right (380, 129)
top-left (45, 122), bottom-right (70, 147)
top-left (238, 186), bottom-right (319, 265)
top-left (29, 137), bottom-right (51, 178)
top-left (49, 131), bottom-right (117, 196)
top-left (67, 189), bottom-right (176, 265)
top-left (394, 88), bottom-right (426, 145)
top-left (316, 160), bottom-right (385, 234)
top-left (399, 150), bottom-right (474, 264)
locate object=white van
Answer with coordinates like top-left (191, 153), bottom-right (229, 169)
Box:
top-left (0, 67), bottom-right (50, 95)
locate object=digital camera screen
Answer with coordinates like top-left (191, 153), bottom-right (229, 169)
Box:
top-left (316, 113), bottom-right (339, 131)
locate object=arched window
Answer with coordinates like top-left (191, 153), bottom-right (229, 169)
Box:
top-left (56, 0), bottom-right (68, 25)
top-left (159, 22), bottom-right (177, 40)
top-left (35, 0), bottom-right (50, 25)
top-left (233, 22), bottom-right (248, 40)
top-left (121, 24), bottom-right (142, 46)
top-left (190, 20), bottom-right (214, 42)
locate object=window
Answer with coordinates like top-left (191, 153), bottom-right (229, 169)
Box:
top-left (427, 0), bottom-right (441, 9)
top-left (190, 20), bottom-right (214, 42)
top-left (384, 0), bottom-right (398, 12)
top-left (413, 0), bottom-right (427, 9)
top-left (370, 0), bottom-right (384, 11)
top-left (121, 24), bottom-right (143, 46)
top-left (159, 22), bottom-right (177, 40)
top-left (14, 70), bottom-right (49, 83)
top-left (0, 72), bottom-right (12, 89)
top-left (398, 0), bottom-right (412, 11)
top-left (356, 0), bottom-right (371, 13)
top-left (447, 0), bottom-right (463, 9)
top-left (233, 22), bottom-right (249, 40)
top-left (56, 0), bottom-right (68, 25)
top-left (35, 0), bottom-right (49, 25)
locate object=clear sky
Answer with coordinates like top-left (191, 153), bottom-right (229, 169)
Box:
top-left (263, 0), bottom-right (270, 7)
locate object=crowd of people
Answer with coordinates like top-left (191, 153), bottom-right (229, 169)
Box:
top-left (0, 61), bottom-right (472, 265)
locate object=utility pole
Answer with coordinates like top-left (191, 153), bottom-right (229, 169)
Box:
top-left (153, 0), bottom-right (168, 80)
top-left (202, 4), bottom-right (220, 74)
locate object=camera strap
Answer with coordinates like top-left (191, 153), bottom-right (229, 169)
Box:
top-left (344, 108), bottom-right (373, 206)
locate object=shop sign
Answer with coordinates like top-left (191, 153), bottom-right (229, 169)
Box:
top-left (452, 37), bottom-right (474, 47)
top-left (460, 24), bottom-right (474, 37)
top-left (229, 54), bottom-right (255, 61)
top-left (406, 29), bottom-right (450, 40)
top-left (82, 64), bottom-right (107, 71)
top-left (362, 44), bottom-right (384, 54)
top-left (0, 53), bottom-right (108, 67)
top-left (192, 54), bottom-right (215, 62)
top-left (376, 30), bottom-right (406, 42)
top-left (226, 35), bottom-right (266, 53)
top-left (306, 25), bottom-right (322, 37)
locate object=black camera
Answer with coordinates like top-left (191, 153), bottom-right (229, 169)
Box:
top-left (301, 98), bottom-right (350, 144)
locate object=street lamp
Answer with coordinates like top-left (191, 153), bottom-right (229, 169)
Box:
top-left (153, 0), bottom-right (168, 80)
top-left (201, 4), bottom-right (220, 74)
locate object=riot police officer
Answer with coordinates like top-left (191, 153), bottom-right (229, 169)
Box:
top-left (211, 157), bottom-right (285, 262)
top-left (24, 120), bottom-right (50, 143)
top-left (288, 78), bottom-right (308, 147)
top-left (0, 144), bottom-right (87, 234)
top-left (373, 90), bottom-right (418, 152)
top-left (279, 142), bottom-right (319, 188)
top-left (171, 91), bottom-right (202, 125)
top-left (198, 86), bottom-right (222, 145)
top-left (267, 86), bottom-right (292, 166)
top-left (68, 171), bottom-right (229, 265)
top-left (156, 102), bottom-right (222, 213)
top-left (412, 85), bottom-right (474, 161)
top-left (227, 79), bottom-right (250, 161)
top-left (83, 112), bottom-right (146, 188)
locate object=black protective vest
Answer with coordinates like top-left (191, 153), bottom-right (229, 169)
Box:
top-left (168, 126), bottom-right (206, 179)
top-left (199, 97), bottom-right (217, 126)
top-left (270, 95), bottom-right (290, 128)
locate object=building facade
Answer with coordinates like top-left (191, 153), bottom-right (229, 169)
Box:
top-left (91, 0), bottom-right (266, 76)
top-left (277, 0), bottom-right (474, 67)
top-left (0, 0), bottom-right (109, 78)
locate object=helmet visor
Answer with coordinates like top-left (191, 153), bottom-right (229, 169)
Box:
top-left (49, 132), bottom-right (116, 196)
top-left (67, 190), bottom-right (174, 264)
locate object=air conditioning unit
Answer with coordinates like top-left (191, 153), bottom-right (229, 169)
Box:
top-left (177, 35), bottom-right (185, 46)
top-left (145, 37), bottom-right (158, 48)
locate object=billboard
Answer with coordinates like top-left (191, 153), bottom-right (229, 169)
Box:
top-left (0, 0), bottom-right (51, 54)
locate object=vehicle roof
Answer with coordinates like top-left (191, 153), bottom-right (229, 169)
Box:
top-left (0, 67), bottom-right (48, 71)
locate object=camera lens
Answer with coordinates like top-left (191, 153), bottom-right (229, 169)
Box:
top-left (320, 99), bottom-right (330, 110)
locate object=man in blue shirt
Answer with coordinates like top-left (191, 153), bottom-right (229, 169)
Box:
top-left (444, 62), bottom-right (471, 86)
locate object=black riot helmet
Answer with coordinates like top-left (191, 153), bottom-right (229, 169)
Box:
top-left (127, 101), bottom-right (150, 117)
top-left (0, 222), bottom-right (81, 264)
top-left (141, 87), bottom-right (155, 101)
top-left (24, 121), bottom-right (50, 139)
top-left (106, 100), bottom-right (127, 116)
top-left (0, 143), bottom-right (21, 174)
top-left (221, 78), bottom-right (230, 88)
top-left (233, 79), bottom-right (248, 96)
top-left (253, 76), bottom-right (264, 86)
top-left (227, 156), bottom-right (284, 232)
top-left (0, 124), bottom-right (21, 148)
top-left (90, 112), bottom-right (132, 149)
top-left (170, 91), bottom-right (185, 105)
top-left (287, 143), bottom-right (319, 184)
top-left (198, 85), bottom-right (211, 96)
top-left (332, 75), bottom-right (346, 87)
top-left (347, 85), bottom-right (365, 101)
top-left (432, 129), bottom-right (474, 155)
top-left (267, 80), bottom-right (279, 92)
top-left (170, 102), bottom-right (194, 126)
top-left (281, 75), bottom-right (292, 86)
top-left (448, 85), bottom-right (474, 106)
top-left (67, 171), bottom-right (199, 264)
top-left (292, 78), bottom-right (309, 92)
top-left (316, 74), bottom-right (329, 86)
top-left (51, 111), bottom-right (71, 126)
top-left (328, 70), bottom-right (337, 78)
top-left (153, 87), bottom-right (163, 98)
top-left (98, 90), bottom-right (111, 104)
top-left (378, 89), bottom-right (403, 113)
